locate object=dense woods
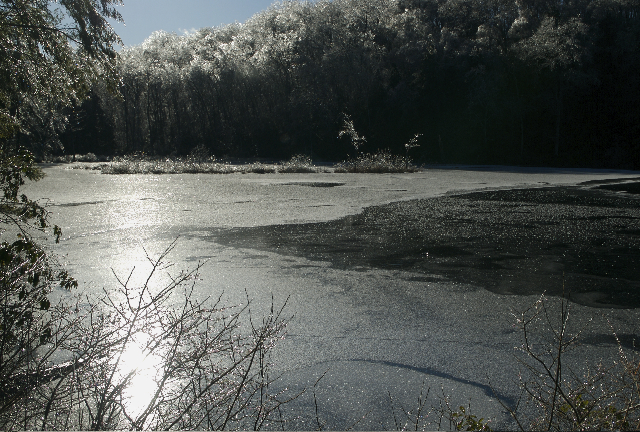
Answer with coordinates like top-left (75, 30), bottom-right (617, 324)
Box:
top-left (55, 0), bottom-right (640, 167)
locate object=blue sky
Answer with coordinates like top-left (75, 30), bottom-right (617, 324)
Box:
top-left (111, 0), bottom-right (282, 47)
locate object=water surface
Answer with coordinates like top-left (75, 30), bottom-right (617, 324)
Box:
top-left (24, 165), bottom-right (640, 429)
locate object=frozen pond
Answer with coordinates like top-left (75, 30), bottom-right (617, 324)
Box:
top-left (24, 165), bottom-right (640, 429)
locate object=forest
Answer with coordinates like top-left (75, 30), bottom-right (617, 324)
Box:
top-left (26, 0), bottom-right (640, 167)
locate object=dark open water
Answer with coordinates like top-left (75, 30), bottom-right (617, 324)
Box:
top-left (215, 181), bottom-right (640, 308)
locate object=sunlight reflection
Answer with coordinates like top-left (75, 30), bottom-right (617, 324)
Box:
top-left (106, 197), bottom-right (161, 231)
top-left (116, 329), bottom-right (164, 422)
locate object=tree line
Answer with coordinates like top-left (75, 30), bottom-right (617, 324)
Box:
top-left (55, 0), bottom-right (640, 168)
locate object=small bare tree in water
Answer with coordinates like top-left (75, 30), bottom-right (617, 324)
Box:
top-left (0, 241), bottom-right (292, 430)
top-left (404, 134), bottom-right (422, 169)
top-left (338, 113), bottom-right (367, 154)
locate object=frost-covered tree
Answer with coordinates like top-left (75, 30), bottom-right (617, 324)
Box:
top-left (85, 0), bottom-right (640, 167)
top-left (514, 16), bottom-right (592, 156)
top-left (0, 0), bottom-right (123, 152)
top-left (0, 0), bottom-right (122, 421)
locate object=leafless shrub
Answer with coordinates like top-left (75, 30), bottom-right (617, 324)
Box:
top-left (498, 294), bottom-right (640, 431)
top-left (0, 241), bottom-right (292, 430)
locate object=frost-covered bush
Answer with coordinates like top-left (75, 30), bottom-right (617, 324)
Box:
top-left (278, 155), bottom-right (317, 173)
top-left (334, 151), bottom-right (419, 173)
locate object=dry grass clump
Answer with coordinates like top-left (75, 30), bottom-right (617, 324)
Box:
top-left (334, 151), bottom-right (419, 173)
top-left (277, 155), bottom-right (318, 173)
top-left (46, 153), bottom-right (108, 163)
top-left (91, 154), bottom-right (327, 174)
top-left (101, 159), bottom-right (240, 174)
top-left (61, 152), bottom-right (422, 174)
top-left (245, 163), bottom-right (278, 174)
